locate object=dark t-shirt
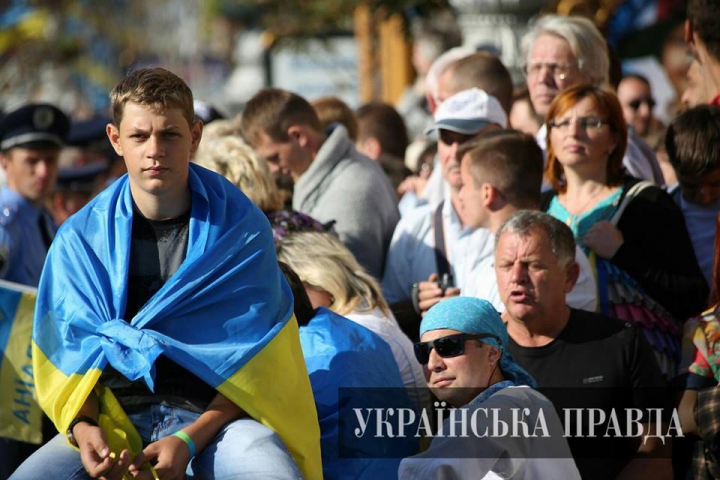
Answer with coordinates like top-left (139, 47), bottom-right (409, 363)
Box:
top-left (100, 205), bottom-right (216, 413)
top-left (507, 309), bottom-right (670, 480)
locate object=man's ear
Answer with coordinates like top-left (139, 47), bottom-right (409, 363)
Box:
top-left (189, 120), bottom-right (204, 153)
top-left (287, 125), bottom-right (309, 147)
top-left (685, 19), bottom-right (694, 45)
top-left (427, 93), bottom-right (438, 115)
top-left (0, 152), bottom-right (9, 172)
top-left (485, 183), bottom-right (501, 209)
top-left (357, 137), bottom-right (381, 160)
top-left (564, 261), bottom-right (580, 293)
top-left (106, 123), bottom-right (123, 156)
top-left (487, 345), bottom-right (502, 365)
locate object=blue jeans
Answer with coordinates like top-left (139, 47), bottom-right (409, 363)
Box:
top-left (10, 404), bottom-right (303, 479)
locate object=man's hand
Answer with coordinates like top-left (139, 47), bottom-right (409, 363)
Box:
top-left (129, 434), bottom-right (190, 480)
top-left (397, 175), bottom-right (428, 196)
top-left (582, 221), bottom-right (624, 259)
top-left (75, 423), bottom-right (130, 480)
top-left (417, 273), bottom-right (460, 315)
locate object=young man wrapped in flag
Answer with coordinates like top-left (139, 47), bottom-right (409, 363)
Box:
top-left (14, 67), bottom-right (322, 480)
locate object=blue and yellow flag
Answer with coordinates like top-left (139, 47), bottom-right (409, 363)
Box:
top-left (32, 163), bottom-right (322, 479)
top-left (0, 279), bottom-right (41, 444)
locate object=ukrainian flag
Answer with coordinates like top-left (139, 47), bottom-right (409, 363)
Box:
top-left (32, 164), bottom-right (322, 479)
top-left (0, 279), bottom-right (41, 444)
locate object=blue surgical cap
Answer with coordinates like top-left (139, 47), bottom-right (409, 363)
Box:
top-left (420, 297), bottom-right (536, 388)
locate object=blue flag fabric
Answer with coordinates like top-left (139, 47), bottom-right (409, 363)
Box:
top-left (300, 307), bottom-right (419, 479)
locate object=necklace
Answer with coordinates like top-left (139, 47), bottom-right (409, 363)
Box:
top-left (562, 187), bottom-right (609, 229)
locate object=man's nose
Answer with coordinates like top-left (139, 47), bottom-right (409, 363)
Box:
top-left (427, 347), bottom-right (445, 371)
top-left (509, 263), bottom-right (528, 283)
top-left (638, 103), bottom-right (651, 118)
top-left (35, 161), bottom-right (49, 178)
top-left (536, 64), bottom-right (556, 85)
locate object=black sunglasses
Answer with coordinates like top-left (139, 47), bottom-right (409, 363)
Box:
top-left (628, 98), bottom-right (656, 110)
top-left (414, 333), bottom-right (502, 365)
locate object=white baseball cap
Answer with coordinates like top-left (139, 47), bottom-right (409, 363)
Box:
top-left (425, 88), bottom-right (508, 138)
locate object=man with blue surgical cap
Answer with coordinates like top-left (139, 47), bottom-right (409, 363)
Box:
top-left (398, 297), bottom-right (579, 479)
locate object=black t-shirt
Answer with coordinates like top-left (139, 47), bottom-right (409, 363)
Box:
top-left (100, 205), bottom-right (217, 413)
top-left (507, 309), bottom-right (670, 480)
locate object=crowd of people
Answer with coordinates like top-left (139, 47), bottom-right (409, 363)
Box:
top-left (3, 1), bottom-right (720, 479)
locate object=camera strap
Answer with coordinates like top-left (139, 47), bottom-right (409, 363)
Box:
top-left (432, 200), bottom-right (451, 278)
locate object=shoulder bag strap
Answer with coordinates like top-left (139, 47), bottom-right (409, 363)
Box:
top-left (432, 200), bottom-right (452, 278)
top-left (609, 181), bottom-right (655, 226)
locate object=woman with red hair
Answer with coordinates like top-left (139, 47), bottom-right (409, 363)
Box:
top-left (541, 84), bottom-right (707, 376)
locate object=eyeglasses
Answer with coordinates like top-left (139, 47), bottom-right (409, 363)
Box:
top-left (414, 333), bottom-right (502, 365)
top-left (627, 98), bottom-right (656, 110)
top-left (521, 61), bottom-right (581, 81)
top-left (548, 116), bottom-right (609, 131)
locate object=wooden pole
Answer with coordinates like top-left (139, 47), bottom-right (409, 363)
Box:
top-left (379, 13), bottom-right (413, 105)
top-left (354, 4), bottom-right (375, 104)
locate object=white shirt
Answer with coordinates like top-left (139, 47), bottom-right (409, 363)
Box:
top-left (381, 199), bottom-right (494, 304)
top-left (345, 308), bottom-right (431, 411)
top-left (420, 156), bottom-right (448, 206)
top-left (461, 244), bottom-right (597, 313)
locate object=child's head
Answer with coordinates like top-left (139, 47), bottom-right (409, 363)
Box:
top-left (666, 105), bottom-right (720, 205)
top-left (106, 68), bottom-right (203, 212)
top-left (110, 68), bottom-right (196, 129)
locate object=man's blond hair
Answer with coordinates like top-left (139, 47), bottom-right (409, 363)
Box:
top-left (110, 67), bottom-right (195, 128)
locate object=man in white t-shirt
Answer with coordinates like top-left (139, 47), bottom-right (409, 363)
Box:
top-left (457, 130), bottom-right (597, 312)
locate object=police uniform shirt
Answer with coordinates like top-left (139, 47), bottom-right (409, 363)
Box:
top-left (0, 188), bottom-right (57, 286)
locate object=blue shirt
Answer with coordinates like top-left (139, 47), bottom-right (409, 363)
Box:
top-left (0, 188), bottom-right (56, 286)
top-left (671, 186), bottom-right (720, 288)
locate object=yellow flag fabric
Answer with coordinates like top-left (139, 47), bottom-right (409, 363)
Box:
top-left (0, 280), bottom-right (42, 444)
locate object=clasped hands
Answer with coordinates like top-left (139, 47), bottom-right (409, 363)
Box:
top-left (75, 423), bottom-right (190, 480)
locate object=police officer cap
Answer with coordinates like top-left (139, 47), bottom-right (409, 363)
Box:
top-left (67, 117), bottom-right (111, 148)
top-left (56, 163), bottom-right (108, 194)
top-left (0, 103), bottom-right (70, 151)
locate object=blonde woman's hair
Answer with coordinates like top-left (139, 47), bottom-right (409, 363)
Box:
top-left (276, 232), bottom-right (390, 316)
top-left (192, 117), bottom-right (242, 162)
top-left (195, 135), bottom-right (283, 212)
